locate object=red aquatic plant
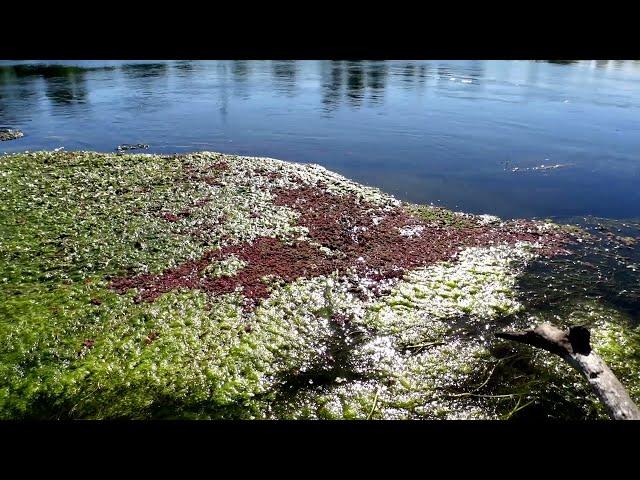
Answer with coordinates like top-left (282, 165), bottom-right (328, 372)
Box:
top-left (145, 331), bottom-right (159, 345)
top-left (161, 211), bottom-right (191, 222)
top-left (111, 183), bottom-right (567, 309)
top-left (211, 161), bottom-right (229, 171)
top-left (111, 237), bottom-right (338, 307)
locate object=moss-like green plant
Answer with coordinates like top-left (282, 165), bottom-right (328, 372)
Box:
top-left (405, 204), bottom-right (478, 229)
top-left (1, 151), bottom-right (638, 419)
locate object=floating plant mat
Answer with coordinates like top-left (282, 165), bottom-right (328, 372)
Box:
top-left (0, 128), bottom-right (24, 142)
top-left (0, 151), bottom-right (638, 419)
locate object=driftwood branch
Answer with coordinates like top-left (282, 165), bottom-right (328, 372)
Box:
top-left (496, 324), bottom-right (640, 420)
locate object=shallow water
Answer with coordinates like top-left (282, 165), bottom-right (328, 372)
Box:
top-left (520, 216), bottom-right (640, 325)
top-left (2, 60), bottom-right (639, 219)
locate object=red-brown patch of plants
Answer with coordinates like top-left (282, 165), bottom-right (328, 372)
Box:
top-left (111, 184), bottom-right (568, 309)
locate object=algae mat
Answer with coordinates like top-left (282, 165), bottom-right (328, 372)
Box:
top-left (1, 151), bottom-right (638, 419)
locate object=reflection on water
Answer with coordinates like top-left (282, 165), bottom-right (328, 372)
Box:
top-left (174, 60), bottom-right (196, 72)
top-left (346, 61), bottom-right (364, 107)
top-left (121, 63), bottom-right (168, 79)
top-left (1, 60), bottom-right (640, 219)
top-left (320, 61), bottom-right (343, 112)
top-left (272, 60), bottom-right (297, 97)
top-left (545, 60), bottom-right (580, 65)
top-left (45, 70), bottom-right (88, 108)
top-left (366, 61), bottom-right (387, 105)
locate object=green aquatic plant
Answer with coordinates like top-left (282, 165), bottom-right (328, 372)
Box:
top-left (358, 243), bottom-right (537, 348)
top-left (405, 203), bottom-right (478, 229)
top-left (1, 150), bottom-right (637, 419)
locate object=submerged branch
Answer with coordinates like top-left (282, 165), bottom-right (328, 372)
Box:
top-left (496, 324), bottom-right (640, 420)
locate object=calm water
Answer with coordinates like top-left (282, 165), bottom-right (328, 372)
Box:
top-left (1, 60), bottom-right (639, 219)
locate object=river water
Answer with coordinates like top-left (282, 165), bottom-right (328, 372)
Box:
top-left (1, 60), bottom-right (639, 219)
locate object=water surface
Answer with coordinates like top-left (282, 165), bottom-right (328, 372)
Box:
top-left (1, 59), bottom-right (639, 219)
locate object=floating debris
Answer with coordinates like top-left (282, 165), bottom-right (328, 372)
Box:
top-left (511, 163), bottom-right (572, 173)
top-left (0, 128), bottom-right (24, 142)
top-left (116, 143), bottom-right (149, 151)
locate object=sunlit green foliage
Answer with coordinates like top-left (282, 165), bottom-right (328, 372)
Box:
top-left (1, 151), bottom-right (638, 419)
